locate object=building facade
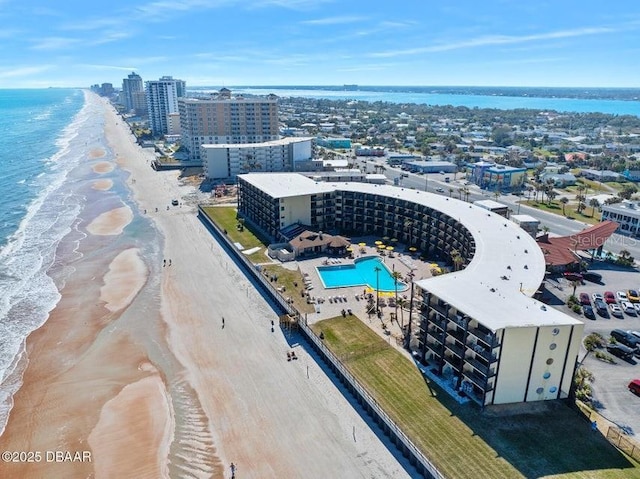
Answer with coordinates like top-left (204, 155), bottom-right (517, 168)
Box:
top-left (145, 76), bottom-right (186, 136)
top-left (601, 201), bottom-right (640, 236)
top-left (179, 89), bottom-right (279, 161)
top-left (470, 162), bottom-right (526, 191)
top-left (237, 173), bottom-right (583, 407)
top-left (201, 138), bottom-right (313, 180)
top-left (122, 72), bottom-right (143, 112)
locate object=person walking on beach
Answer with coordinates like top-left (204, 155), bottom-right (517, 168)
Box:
top-left (230, 462), bottom-right (236, 478)
top-left (222, 317), bottom-right (225, 328)
top-left (163, 259), bottom-right (166, 267)
top-left (168, 259), bottom-right (172, 266)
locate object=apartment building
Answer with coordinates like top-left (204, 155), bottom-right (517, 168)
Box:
top-left (145, 76), bottom-right (186, 136)
top-left (179, 88), bottom-right (279, 162)
top-left (121, 72), bottom-right (143, 112)
top-left (201, 137), bottom-right (313, 180)
top-left (601, 200), bottom-right (640, 236)
top-left (236, 173), bottom-right (583, 407)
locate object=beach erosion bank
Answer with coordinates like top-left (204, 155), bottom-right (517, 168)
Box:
top-left (0, 93), bottom-right (411, 478)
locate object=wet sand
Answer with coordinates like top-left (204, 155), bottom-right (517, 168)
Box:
top-left (0, 93), bottom-right (411, 478)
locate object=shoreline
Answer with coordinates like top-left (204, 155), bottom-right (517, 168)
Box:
top-left (0, 93), bottom-right (411, 478)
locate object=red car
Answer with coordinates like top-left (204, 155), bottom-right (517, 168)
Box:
top-left (579, 293), bottom-right (591, 305)
top-left (630, 379), bottom-right (640, 396)
top-left (604, 291), bottom-right (616, 304)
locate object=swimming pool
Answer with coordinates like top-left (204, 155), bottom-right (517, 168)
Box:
top-left (316, 256), bottom-right (408, 292)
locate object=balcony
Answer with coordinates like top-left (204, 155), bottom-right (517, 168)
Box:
top-left (444, 340), bottom-right (465, 358)
top-left (465, 356), bottom-right (496, 378)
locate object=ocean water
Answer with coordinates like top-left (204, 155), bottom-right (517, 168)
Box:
top-left (233, 87), bottom-right (640, 116)
top-left (0, 88), bottom-right (89, 432)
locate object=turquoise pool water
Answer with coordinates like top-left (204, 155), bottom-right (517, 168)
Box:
top-left (316, 256), bottom-right (407, 291)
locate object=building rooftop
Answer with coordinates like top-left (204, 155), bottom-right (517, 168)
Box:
top-left (473, 199), bottom-right (508, 210)
top-left (320, 182), bottom-right (577, 330)
top-left (242, 175), bottom-right (582, 331)
top-left (239, 172), bottom-right (335, 198)
top-left (201, 137), bottom-right (312, 150)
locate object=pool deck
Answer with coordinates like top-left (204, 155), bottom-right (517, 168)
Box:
top-left (285, 236), bottom-right (438, 350)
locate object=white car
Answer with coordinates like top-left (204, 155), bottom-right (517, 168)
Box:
top-left (620, 301), bottom-right (637, 316)
top-left (634, 304), bottom-right (640, 314)
top-left (628, 330), bottom-right (640, 340)
top-left (592, 293), bottom-right (604, 302)
top-left (616, 291), bottom-right (628, 302)
top-left (609, 303), bottom-right (624, 318)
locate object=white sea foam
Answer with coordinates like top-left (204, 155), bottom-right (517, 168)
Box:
top-left (0, 91), bottom-right (101, 434)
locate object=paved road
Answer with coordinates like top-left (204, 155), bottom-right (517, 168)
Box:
top-left (356, 158), bottom-right (640, 259)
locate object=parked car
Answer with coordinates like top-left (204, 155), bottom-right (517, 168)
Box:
top-left (621, 301), bottom-right (637, 316)
top-left (579, 293), bottom-right (591, 305)
top-left (610, 304), bottom-right (624, 318)
top-left (594, 299), bottom-right (608, 316)
top-left (629, 379), bottom-right (640, 395)
top-left (583, 305), bottom-right (596, 320)
top-left (628, 330), bottom-right (640, 341)
top-left (607, 343), bottom-right (636, 360)
top-left (611, 329), bottom-right (640, 349)
top-left (435, 187), bottom-right (444, 193)
top-left (617, 291), bottom-right (629, 302)
top-left (563, 272), bottom-right (583, 282)
top-left (592, 293), bottom-right (604, 302)
top-left (583, 271), bottom-right (603, 283)
top-left (604, 291), bottom-right (617, 304)
top-left (634, 304), bottom-right (640, 315)
top-left (628, 289), bottom-right (640, 303)
top-left (171, 199), bottom-right (179, 206)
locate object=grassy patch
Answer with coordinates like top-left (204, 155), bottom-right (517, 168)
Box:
top-left (312, 316), bottom-right (640, 478)
top-left (200, 206), bottom-right (266, 255)
top-left (260, 264), bottom-right (315, 314)
top-left (522, 200), bottom-right (601, 225)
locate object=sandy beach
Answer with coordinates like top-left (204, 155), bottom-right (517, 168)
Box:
top-left (0, 93), bottom-right (411, 478)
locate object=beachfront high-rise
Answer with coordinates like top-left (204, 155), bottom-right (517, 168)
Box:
top-left (178, 88), bottom-right (279, 162)
top-left (145, 76), bottom-right (186, 136)
top-left (121, 72), bottom-right (143, 113)
top-left (236, 173), bottom-right (584, 407)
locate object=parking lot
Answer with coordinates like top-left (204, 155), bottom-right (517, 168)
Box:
top-left (547, 260), bottom-right (640, 436)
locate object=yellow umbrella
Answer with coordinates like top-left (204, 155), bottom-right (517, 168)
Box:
top-left (358, 242), bottom-right (366, 247)
top-left (409, 247), bottom-right (417, 252)
top-left (383, 236), bottom-right (390, 241)
top-left (346, 246), bottom-right (353, 251)
top-left (377, 244), bottom-right (386, 249)
top-left (390, 238), bottom-right (398, 243)
top-left (374, 240), bottom-right (383, 245)
top-left (386, 246), bottom-right (394, 251)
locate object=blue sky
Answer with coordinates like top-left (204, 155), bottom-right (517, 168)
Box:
top-left (1, 0), bottom-right (639, 88)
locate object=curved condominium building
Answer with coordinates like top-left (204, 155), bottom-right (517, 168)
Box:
top-left (237, 173), bottom-right (583, 407)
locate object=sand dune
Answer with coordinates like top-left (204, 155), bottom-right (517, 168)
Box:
top-left (87, 205), bottom-right (133, 236)
top-left (100, 248), bottom-right (147, 312)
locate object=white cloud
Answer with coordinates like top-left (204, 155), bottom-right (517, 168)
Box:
top-left (301, 15), bottom-right (367, 26)
top-left (0, 65), bottom-right (52, 79)
top-left (80, 64), bottom-right (139, 71)
top-left (370, 26), bottom-right (617, 58)
top-left (30, 37), bottom-right (80, 51)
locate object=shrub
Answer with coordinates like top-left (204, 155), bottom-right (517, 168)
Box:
top-left (594, 351), bottom-right (617, 364)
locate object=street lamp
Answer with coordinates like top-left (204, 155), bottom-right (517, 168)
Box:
top-left (374, 265), bottom-right (381, 314)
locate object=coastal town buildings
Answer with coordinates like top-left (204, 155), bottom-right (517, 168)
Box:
top-left (121, 72), bottom-right (143, 113)
top-left (145, 76), bottom-right (186, 136)
top-left (237, 172), bottom-right (583, 407)
top-left (179, 88), bottom-right (279, 162)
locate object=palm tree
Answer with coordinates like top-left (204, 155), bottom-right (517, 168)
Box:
top-left (570, 280), bottom-right (581, 298)
top-left (392, 271), bottom-right (402, 320)
top-left (589, 198), bottom-right (600, 218)
top-left (450, 249), bottom-right (464, 271)
top-left (546, 189), bottom-right (557, 206)
top-left (559, 197), bottom-right (569, 215)
top-left (404, 219), bottom-right (414, 246)
top-left (396, 297), bottom-right (407, 328)
top-left (448, 187), bottom-right (454, 198)
top-left (493, 190), bottom-right (501, 200)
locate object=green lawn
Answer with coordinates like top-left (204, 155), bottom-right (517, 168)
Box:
top-left (312, 316), bottom-right (640, 479)
top-left (523, 200), bottom-right (602, 225)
